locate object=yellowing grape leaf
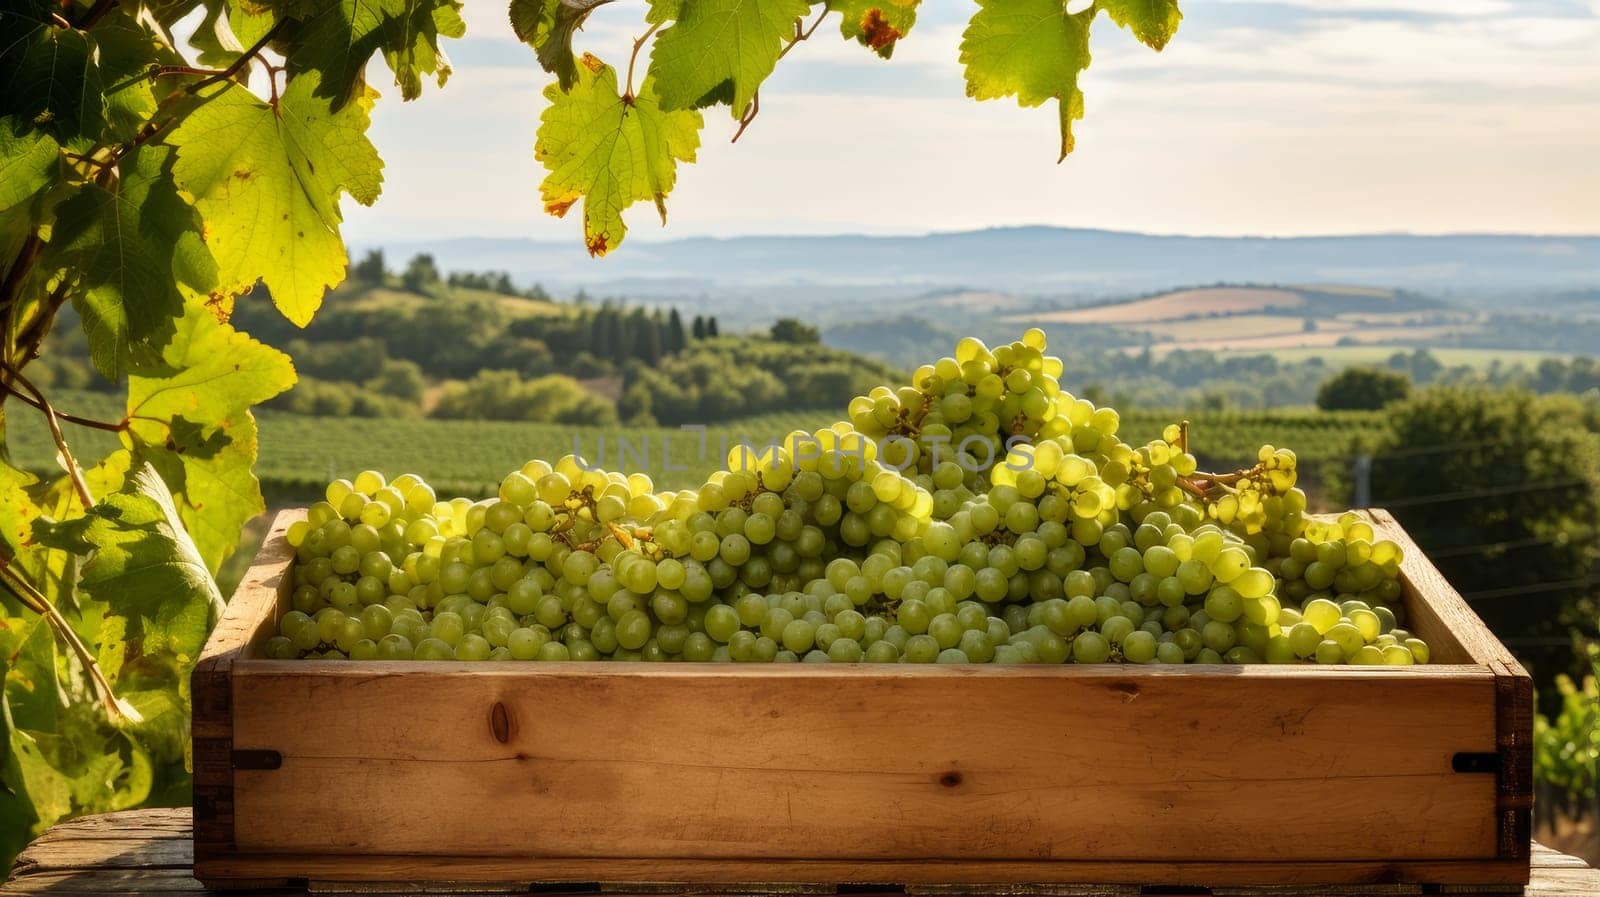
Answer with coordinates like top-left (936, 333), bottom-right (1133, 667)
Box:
top-left (647, 0), bottom-right (811, 115)
top-left (285, 0), bottom-right (466, 105)
top-left (169, 73), bottom-right (383, 326)
top-left (119, 301), bottom-right (296, 572)
top-left (829, 0), bottom-right (919, 59)
top-left (46, 146), bottom-right (218, 379)
top-left (509, 0), bottom-right (615, 91)
top-left (1098, 0), bottom-right (1182, 51)
top-left (536, 56), bottom-right (702, 257)
top-left (960, 0), bottom-right (1093, 161)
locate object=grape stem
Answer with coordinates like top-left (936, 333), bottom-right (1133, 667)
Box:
top-left (188, 20), bottom-right (287, 96)
top-left (623, 23), bottom-right (662, 102)
top-left (731, 92), bottom-right (759, 143)
top-left (732, 8), bottom-right (829, 141)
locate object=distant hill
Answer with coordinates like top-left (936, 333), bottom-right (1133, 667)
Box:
top-left (1027, 284), bottom-right (1444, 324)
top-left (1004, 284), bottom-right (1476, 355)
top-left (357, 227), bottom-right (1600, 325)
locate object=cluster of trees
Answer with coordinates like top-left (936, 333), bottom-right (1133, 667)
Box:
top-left (1315, 366), bottom-right (1411, 411)
top-left (1447, 314), bottom-right (1600, 355)
top-left (618, 335), bottom-right (898, 425)
top-left (1026, 343), bottom-right (1595, 412)
top-left (260, 338), bottom-right (425, 417)
top-left (1350, 386), bottom-right (1600, 695)
top-left (226, 269), bottom-right (724, 419)
top-left (432, 371), bottom-right (618, 425)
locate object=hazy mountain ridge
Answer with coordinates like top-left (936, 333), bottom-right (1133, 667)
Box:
top-left (360, 227), bottom-right (1600, 311)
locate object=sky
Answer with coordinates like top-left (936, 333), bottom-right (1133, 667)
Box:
top-left (340, 0), bottom-right (1600, 244)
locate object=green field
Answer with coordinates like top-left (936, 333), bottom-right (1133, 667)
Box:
top-left (6, 391), bottom-right (1385, 501)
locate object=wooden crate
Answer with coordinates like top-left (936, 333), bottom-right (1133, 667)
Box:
top-left (192, 509), bottom-right (1532, 892)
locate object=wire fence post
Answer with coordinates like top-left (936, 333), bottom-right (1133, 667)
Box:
top-left (1352, 454), bottom-right (1372, 508)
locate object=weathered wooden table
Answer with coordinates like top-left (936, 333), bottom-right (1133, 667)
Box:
top-left (5, 808), bottom-right (1599, 896)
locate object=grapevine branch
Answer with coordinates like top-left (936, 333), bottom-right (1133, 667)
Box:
top-left (75, 0), bottom-right (119, 30)
top-left (0, 379), bottom-right (128, 432)
top-left (0, 15), bottom-right (288, 383)
top-left (188, 20), bottom-right (287, 95)
top-left (0, 556), bottom-right (141, 723)
top-left (1, 362), bottom-right (97, 509)
top-left (10, 284), bottom-right (71, 371)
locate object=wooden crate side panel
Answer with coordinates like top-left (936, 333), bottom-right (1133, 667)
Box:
top-left (191, 509), bottom-right (301, 863)
top-left (1493, 659), bottom-right (1534, 862)
top-left (228, 664), bottom-right (1501, 863)
top-left (1365, 509), bottom-right (1522, 673)
top-left (1363, 510), bottom-right (1534, 864)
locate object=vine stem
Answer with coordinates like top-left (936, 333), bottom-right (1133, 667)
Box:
top-left (623, 22), bottom-right (662, 101)
top-left (0, 11), bottom-right (287, 374)
top-left (76, 0), bottom-right (119, 29)
top-left (732, 8), bottom-right (829, 142)
top-left (730, 92), bottom-right (759, 143)
top-left (189, 20), bottom-right (287, 95)
top-left (778, 7), bottom-right (830, 61)
top-left (0, 557), bottom-right (142, 723)
top-left (0, 379), bottom-right (128, 431)
top-left (0, 233), bottom-right (44, 331)
top-left (1, 362), bottom-right (97, 509)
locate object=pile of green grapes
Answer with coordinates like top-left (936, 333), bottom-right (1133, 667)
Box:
top-left (268, 331), bottom-right (1431, 666)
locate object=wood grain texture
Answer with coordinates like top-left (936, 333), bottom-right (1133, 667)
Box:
top-left (184, 509), bottom-right (1532, 889)
top-left (1363, 509), bottom-right (1523, 671)
top-left (224, 662), bottom-right (1499, 865)
top-left (1362, 510), bottom-right (1534, 864)
top-left (191, 509), bottom-right (302, 864)
top-left (12, 810), bottom-right (1594, 895)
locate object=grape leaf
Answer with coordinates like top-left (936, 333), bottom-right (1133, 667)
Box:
top-left (829, 0), bottom-right (918, 59)
top-left (0, 460), bottom-right (42, 563)
top-left (169, 73), bottom-right (383, 326)
top-left (509, 0), bottom-right (614, 91)
top-left (119, 302), bottom-right (296, 572)
top-left (92, 9), bottom-right (187, 143)
top-left (187, 2), bottom-right (246, 69)
top-left (1098, 0), bottom-right (1181, 51)
top-left (0, 120), bottom-right (57, 214)
top-left (960, 0), bottom-right (1093, 161)
top-left (536, 55), bottom-right (703, 257)
top-left (0, 12), bottom-right (106, 142)
top-left (0, 656), bottom-right (44, 871)
top-left (46, 146), bottom-right (218, 379)
top-left (647, 0), bottom-right (811, 115)
top-left (36, 462), bottom-right (222, 696)
top-left (283, 0), bottom-right (466, 105)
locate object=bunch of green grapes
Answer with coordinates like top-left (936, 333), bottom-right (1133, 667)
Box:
top-left (268, 330), bottom-right (1431, 667)
top-left (847, 331), bottom-right (1071, 481)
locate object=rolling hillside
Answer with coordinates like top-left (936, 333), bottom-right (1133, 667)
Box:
top-left (1013, 284), bottom-right (1482, 355)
